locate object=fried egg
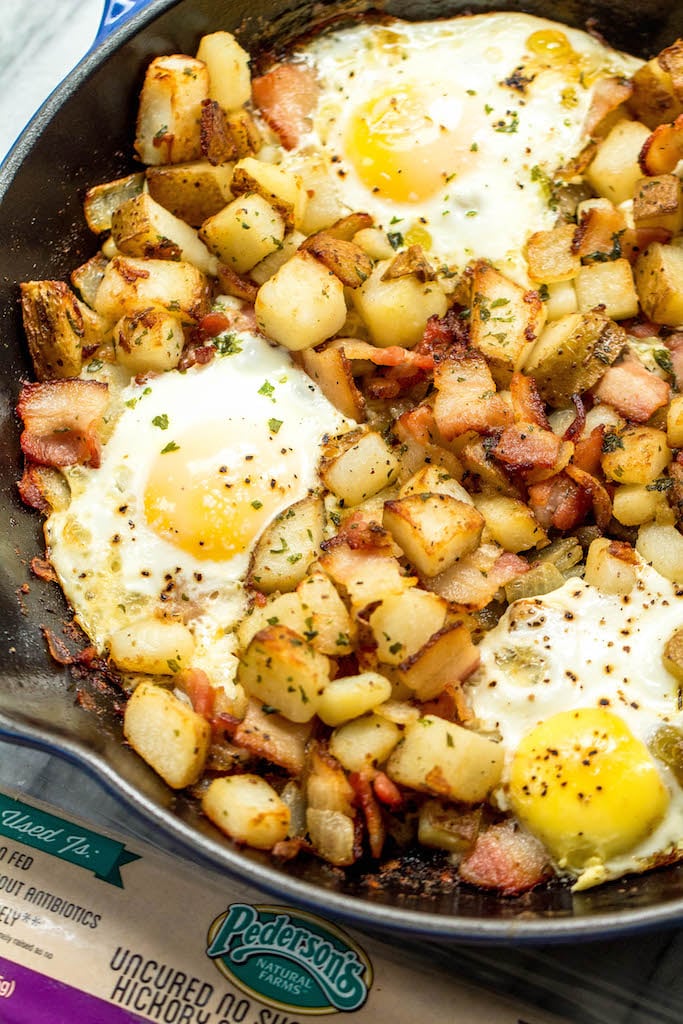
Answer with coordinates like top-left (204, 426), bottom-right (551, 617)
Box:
top-left (45, 320), bottom-right (348, 691)
top-left (282, 13), bottom-right (640, 281)
top-left (467, 559), bottom-right (683, 889)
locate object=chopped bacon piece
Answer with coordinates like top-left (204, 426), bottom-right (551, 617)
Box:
top-left (177, 667), bottom-right (215, 719)
top-left (593, 354), bottom-right (670, 422)
top-left (177, 344), bottom-right (215, 371)
top-left (621, 225), bottom-right (673, 262)
top-left (198, 311), bottom-right (231, 337)
top-left (563, 394), bottom-right (586, 443)
top-left (572, 425), bottom-right (604, 476)
top-left (584, 75), bottom-right (633, 137)
top-left (427, 545), bottom-right (528, 610)
top-left (433, 349), bottom-right (511, 440)
top-left (639, 112), bottom-right (683, 176)
top-left (509, 372), bottom-right (550, 429)
top-left (394, 402), bottom-right (439, 447)
top-left (417, 309), bottom-right (470, 362)
top-left (372, 771), bottom-right (403, 810)
top-left (200, 99), bottom-right (236, 165)
top-left (565, 464), bottom-right (613, 529)
top-left (528, 473), bottom-right (592, 531)
top-left (252, 63), bottom-right (319, 149)
top-left (349, 770), bottom-right (385, 859)
top-left (18, 379), bottom-right (108, 468)
top-left (233, 700), bottom-right (312, 775)
top-left (459, 821), bottom-right (551, 895)
top-left (420, 681), bottom-right (473, 724)
top-left (18, 464), bottom-right (51, 512)
top-left (494, 422), bottom-right (562, 472)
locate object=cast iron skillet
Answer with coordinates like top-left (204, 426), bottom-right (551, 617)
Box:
top-left (3, 0), bottom-right (683, 942)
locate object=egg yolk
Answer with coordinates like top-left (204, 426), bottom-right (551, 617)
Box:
top-left (509, 708), bottom-right (669, 870)
top-left (143, 422), bottom-right (292, 561)
top-left (346, 84), bottom-right (476, 203)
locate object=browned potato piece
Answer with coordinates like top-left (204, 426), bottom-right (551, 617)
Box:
top-left (83, 172), bottom-right (145, 234)
top-left (383, 493), bottom-right (484, 577)
top-left (526, 223), bottom-right (580, 283)
top-left (113, 307), bottom-right (185, 373)
top-left (634, 242), bottom-right (683, 326)
top-left (601, 426), bottom-right (672, 485)
top-left (300, 343), bottom-right (366, 422)
top-left (468, 261), bottom-right (546, 372)
top-left (629, 40), bottom-right (683, 128)
top-left (320, 429), bottom-right (399, 506)
top-left (369, 588), bottom-right (448, 666)
top-left (123, 680), bottom-right (210, 789)
top-left (135, 55), bottom-right (209, 165)
top-left (574, 259), bottom-right (639, 321)
top-left (633, 174), bottom-right (683, 234)
top-left (94, 256), bottom-right (210, 323)
top-left (248, 494), bottom-right (325, 593)
top-left (21, 281), bottom-right (107, 380)
top-left (237, 624), bottom-right (330, 722)
top-left (585, 120), bottom-right (651, 204)
top-left (230, 157), bottom-right (306, 230)
top-left (475, 494), bottom-right (547, 552)
top-left (392, 622), bottom-right (479, 701)
top-left (146, 161), bottom-right (234, 226)
top-left (584, 537), bottom-right (637, 595)
top-left (301, 233), bottom-right (373, 288)
top-left (352, 259), bottom-right (448, 349)
top-left (195, 31), bottom-right (251, 111)
top-left (111, 192), bottom-right (218, 275)
top-left (199, 193), bottom-right (285, 272)
top-left (202, 776), bottom-right (290, 849)
top-left (255, 252), bottom-right (347, 351)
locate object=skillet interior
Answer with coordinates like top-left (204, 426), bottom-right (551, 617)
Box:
top-left (3, 0), bottom-right (683, 941)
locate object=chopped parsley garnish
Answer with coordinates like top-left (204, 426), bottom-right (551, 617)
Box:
top-left (160, 440), bottom-right (180, 454)
top-left (152, 413), bottom-right (169, 430)
top-left (268, 418), bottom-right (283, 434)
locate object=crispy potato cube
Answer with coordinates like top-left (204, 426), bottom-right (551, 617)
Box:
top-left (633, 174), bottom-right (683, 234)
top-left (297, 571), bottom-right (354, 656)
top-left (637, 521), bottom-right (683, 582)
top-left (469, 261), bottom-right (545, 371)
top-left (236, 592), bottom-right (306, 652)
top-left (369, 589), bottom-right (448, 666)
top-left (109, 618), bottom-right (195, 674)
top-left (113, 307), bottom-right (185, 373)
top-left (231, 156), bottom-right (306, 229)
top-left (319, 544), bottom-right (415, 609)
top-left (94, 256), bottom-right (210, 323)
top-left (111, 192), bottom-right (217, 275)
top-left (526, 223), bottom-right (580, 283)
top-left (352, 259), bottom-right (448, 349)
top-left (399, 466), bottom-right (472, 504)
top-left (248, 494), bottom-right (325, 593)
top-left (386, 715), bottom-right (503, 803)
top-left (255, 251), bottom-right (347, 351)
top-left (249, 230), bottom-right (305, 286)
top-left (202, 775), bottom-right (290, 849)
top-left (300, 343), bottom-right (366, 422)
top-left (237, 624), bottom-right (329, 722)
top-left (629, 42), bottom-right (683, 128)
top-left (475, 494), bottom-right (547, 552)
top-left (612, 483), bottom-right (668, 526)
top-left (329, 714), bottom-right (401, 772)
top-left (418, 800), bottom-right (482, 854)
top-left (199, 192), bottom-right (285, 272)
top-left (318, 671), bottom-right (392, 727)
top-left (393, 621), bottom-right (479, 700)
top-left (585, 120), bottom-right (652, 204)
top-left (320, 429), bottom-right (399, 506)
top-left (20, 280), bottom-right (104, 379)
top-left (668, 394), bottom-right (683, 447)
top-left (383, 493), bottom-right (484, 577)
top-left (146, 161), bottom-right (234, 226)
top-left (301, 233), bottom-right (373, 288)
top-left (135, 55), bottom-right (209, 165)
top-left (584, 537), bottom-right (637, 595)
top-left (574, 258), bottom-right (639, 321)
top-left (601, 426), bottom-right (671, 485)
top-left (124, 680), bottom-right (210, 788)
top-left (195, 31), bottom-right (251, 111)
top-left (83, 172), bottom-right (145, 234)
top-left (635, 242), bottom-right (683, 326)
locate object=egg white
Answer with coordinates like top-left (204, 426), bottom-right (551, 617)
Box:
top-left (467, 559), bottom-right (683, 888)
top-left (282, 12), bottom-right (640, 282)
top-left (46, 324), bottom-right (349, 691)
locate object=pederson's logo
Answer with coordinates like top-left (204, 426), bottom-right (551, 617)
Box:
top-left (206, 903), bottom-right (372, 1014)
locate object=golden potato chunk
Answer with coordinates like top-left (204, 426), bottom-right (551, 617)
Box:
top-left (383, 493), bottom-right (484, 577)
top-left (585, 120), bottom-right (651, 204)
top-left (634, 242), bottom-right (683, 327)
top-left (199, 192), bottom-right (285, 272)
top-left (320, 429), bottom-right (399, 506)
top-left (123, 681), bottom-right (210, 789)
top-left (574, 259), bottom-right (639, 321)
top-left (195, 31), bottom-right (251, 111)
top-left (113, 307), bottom-right (185, 373)
top-left (601, 426), bottom-right (672, 485)
top-left (237, 624), bottom-right (330, 722)
top-left (255, 251), bottom-right (347, 351)
top-left (202, 775), bottom-right (290, 849)
top-left (135, 55), bottom-right (209, 165)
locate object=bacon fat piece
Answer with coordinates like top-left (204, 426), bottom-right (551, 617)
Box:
top-left (18, 378), bottom-right (109, 468)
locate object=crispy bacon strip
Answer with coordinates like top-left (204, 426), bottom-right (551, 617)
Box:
top-left (18, 379), bottom-right (108, 468)
top-left (372, 771), bottom-right (403, 810)
top-left (528, 473), bottom-right (592, 531)
top-left (349, 770), bottom-right (385, 859)
top-left (252, 63), bottom-right (319, 149)
top-left (428, 545), bottom-right (528, 609)
top-left (177, 667), bottom-right (215, 719)
top-left (639, 112), bottom-right (683, 175)
top-left (493, 422), bottom-right (562, 472)
top-left (573, 425), bottom-right (604, 476)
top-left (593, 355), bottom-right (671, 422)
top-left (433, 349), bottom-right (511, 439)
top-left (509, 372), bottom-right (550, 429)
top-left (459, 821), bottom-right (551, 895)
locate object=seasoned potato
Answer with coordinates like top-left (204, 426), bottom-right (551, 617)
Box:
top-left (123, 680), bottom-right (210, 789)
top-left (199, 192), bottom-right (285, 272)
top-left (195, 31), bottom-right (251, 111)
top-left (94, 256), bottom-right (210, 323)
top-left (667, 394), bottom-right (683, 447)
top-left (320, 428), bottom-right (399, 506)
top-left (300, 343), bottom-right (366, 421)
top-left (601, 426), bottom-right (672, 485)
top-left (202, 775), bottom-right (290, 849)
top-left (526, 223), bottom-right (580, 283)
top-left (352, 259), bottom-right (448, 348)
top-left (146, 161), bottom-right (234, 226)
top-left (255, 251), bottom-right (347, 350)
top-left (135, 55), bottom-right (209, 165)
top-left (318, 671), bottom-right (392, 726)
top-left (637, 521), bottom-right (683, 582)
top-left (386, 715), bottom-right (504, 804)
top-left (468, 261), bottom-right (545, 372)
top-left (236, 591), bottom-right (307, 652)
top-left (111, 192), bottom-right (218, 275)
top-left (584, 537), bottom-right (637, 594)
top-left (297, 571), bottom-right (354, 656)
top-left (392, 621), bottom-right (479, 700)
top-left (237, 624), bottom-right (330, 722)
top-left (584, 120), bottom-right (651, 204)
top-left (629, 41), bottom-right (683, 128)
top-left (21, 281), bottom-right (105, 380)
top-left (231, 156), bottom-right (306, 229)
top-left (383, 493), bottom-right (484, 577)
top-left (574, 259), bottom-right (639, 321)
top-left (474, 494), bottom-right (548, 552)
top-left (110, 618), bottom-right (195, 675)
top-left (633, 174), bottom-right (683, 234)
top-left (329, 714), bottom-right (402, 772)
top-left (113, 307), bottom-right (185, 373)
top-left (634, 242), bottom-right (683, 326)
top-left (369, 588), bottom-right (448, 665)
top-left (248, 494), bottom-right (325, 593)
top-left (399, 466), bottom-right (472, 503)
top-left (612, 483), bottom-right (669, 526)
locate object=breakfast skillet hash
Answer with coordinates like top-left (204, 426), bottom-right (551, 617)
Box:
top-left (15, 10), bottom-right (683, 894)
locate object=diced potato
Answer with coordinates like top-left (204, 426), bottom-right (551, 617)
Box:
top-left (123, 680), bottom-right (210, 788)
top-left (231, 156), bottom-right (306, 229)
top-left (318, 671), bottom-right (392, 726)
top-left (146, 161), bottom-right (234, 226)
top-left (248, 494), bottom-right (325, 593)
top-left (237, 624), bottom-right (330, 722)
top-left (352, 259), bottom-right (448, 349)
top-left (199, 193), bottom-right (285, 272)
top-left (544, 280), bottom-right (577, 321)
top-left (255, 251), bottom-right (347, 350)
top-left (83, 172), bottom-right (145, 234)
top-left (584, 537), bottom-right (637, 595)
top-left (584, 120), bottom-right (652, 204)
top-left (319, 543), bottom-right (415, 609)
top-left (637, 521), bottom-right (683, 582)
top-left (573, 258), bottom-right (639, 321)
top-left (135, 55), bottom-right (209, 165)
top-left (195, 31), bottom-right (251, 111)
top-left (300, 343), bottom-right (366, 422)
top-left (633, 174), bottom-right (683, 234)
top-left (468, 261), bottom-right (545, 372)
top-left (392, 622), bottom-right (479, 701)
top-left (474, 494), bottom-right (547, 552)
top-left (526, 223), bottom-right (581, 283)
top-left (236, 591), bottom-right (307, 652)
top-left (111, 192), bottom-right (217, 276)
top-left (113, 307), bottom-right (185, 373)
top-left (369, 588), bottom-right (448, 666)
top-left (297, 571), bottom-right (354, 656)
top-left (668, 394), bottom-right (683, 447)
top-left (612, 483), bottom-right (668, 526)
top-left (329, 714), bottom-right (401, 772)
top-left (386, 715), bottom-right (504, 803)
top-left (634, 242), bottom-right (683, 327)
top-left (399, 466), bottom-right (472, 504)
top-left (354, 227), bottom-right (394, 260)
top-left (202, 775), bottom-right (290, 849)
top-left (630, 42), bottom-right (683, 128)
top-left (320, 429), bottom-right (399, 506)
top-left (94, 256), bottom-right (210, 323)
top-left (249, 230), bottom-right (305, 285)
top-left (383, 493), bottom-right (484, 577)
top-left (20, 281), bottom-right (104, 379)
top-left (601, 426), bottom-right (672, 485)
top-left (109, 618), bottom-right (195, 675)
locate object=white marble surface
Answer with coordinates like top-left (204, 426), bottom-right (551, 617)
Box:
top-left (0, 0), bottom-right (102, 160)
